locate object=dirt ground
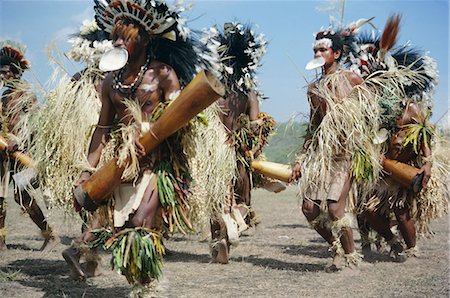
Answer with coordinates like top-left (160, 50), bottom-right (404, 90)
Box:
top-left (0, 186), bottom-right (448, 297)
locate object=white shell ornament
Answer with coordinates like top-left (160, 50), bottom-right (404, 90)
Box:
top-left (305, 57), bottom-right (325, 70)
top-left (373, 128), bottom-right (389, 144)
top-left (99, 47), bottom-right (128, 72)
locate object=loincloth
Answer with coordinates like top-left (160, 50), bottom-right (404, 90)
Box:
top-left (303, 159), bottom-right (355, 203)
top-left (113, 170), bottom-right (156, 228)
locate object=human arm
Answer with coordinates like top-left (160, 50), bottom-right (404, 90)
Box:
top-left (289, 162), bottom-right (302, 183)
top-left (290, 88), bottom-right (318, 182)
top-left (415, 105), bottom-right (432, 190)
top-left (399, 102), bottom-right (432, 190)
top-left (347, 71), bottom-right (364, 87)
top-left (247, 90), bottom-right (263, 158)
top-left (419, 141), bottom-right (432, 190)
top-left (74, 76), bottom-right (115, 186)
top-left (302, 86), bottom-right (321, 152)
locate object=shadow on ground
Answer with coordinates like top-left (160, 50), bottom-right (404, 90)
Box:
top-left (238, 254), bottom-right (324, 272)
top-left (164, 250), bottom-right (210, 264)
top-left (1, 258), bottom-right (129, 297)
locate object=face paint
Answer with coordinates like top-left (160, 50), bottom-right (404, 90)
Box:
top-left (127, 41), bottom-right (135, 57)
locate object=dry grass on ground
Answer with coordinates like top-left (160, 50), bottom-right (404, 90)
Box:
top-left (0, 186), bottom-right (448, 297)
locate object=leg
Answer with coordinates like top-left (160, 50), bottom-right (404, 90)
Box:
top-left (328, 198), bottom-right (355, 254)
top-left (302, 199), bottom-right (333, 244)
top-left (357, 212), bottom-right (372, 255)
top-left (81, 213), bottom-right (103, 278)
top-left (394, 206), bottom-right (416, 249)
top-left (62, 241), bottom-right (86, 280)
top-left (326, 201), bottom-right (355, 272)
top-left (364, 207), bottom-right (406, 262)
top-left (0, 197), bottom-right (6, 250)
top-left (363, 208), bottom-right (395, 242)
top-left (127, 177), bottom-right (164, 286)
top-left (326, 171), bottom-right (362, 271)
top-left (15, 190), bottom-right (59, 251)
top-left (62, 210), bottom-right (104, 280)
top-left (128, 179), bottom-right (161, 229)
top-left (234, 162), bottom-right (256, 226)
top-left (210, 215), bottom-right (229, 264)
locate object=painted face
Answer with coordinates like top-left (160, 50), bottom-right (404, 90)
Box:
top-left (0, 64), bottom-right (15, 81)
top-left (113, 36), bottom-right (136, 56)
top-left (313, 46), bottom-right (339, 68)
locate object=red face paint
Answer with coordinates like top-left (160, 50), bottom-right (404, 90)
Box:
top-left (127, 41), bottom-right (135, 57)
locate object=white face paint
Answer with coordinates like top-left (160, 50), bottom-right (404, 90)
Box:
top-left (99, 47), bottom-right (128, 72)
top-left (313, 38), bottom-right (333, 50)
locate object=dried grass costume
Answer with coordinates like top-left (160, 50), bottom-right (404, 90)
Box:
top-left (80, 0), bottom-right (224, 288)
top-left (0, 40), bottom-right (56, 244)
top-left (341, 15), bottom-right (448, 252)
top-left (215, 22), bottom-right (275, 224)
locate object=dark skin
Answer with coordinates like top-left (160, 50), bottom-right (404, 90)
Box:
top-left (0, 64), bottom-right (57, 252)
top-left (210, 89), bottom-right (260, 264)
top-left (65, 24), bottom-right (181, 280)
top-left (290, 45), bottom-right (363, 263)
top-left (364, 102), bottom-right (431, 250)
top-left (218, 89), bottom-right (260, 208)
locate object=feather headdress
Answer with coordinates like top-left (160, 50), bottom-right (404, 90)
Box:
top-left (94, 0), bottom-right (210, 86)
top-left (347, 14), bottom-right (438, 101)
top-left (94, 0), bottom-right (178, 36)
top-left (67, 19), bottom-right (113, 64)
top-left (0, 40), bottom-right (30, 74)
top-left (209, 22), bottom-right (268, 96)
top-left (379, 14), bottom-right (401, 54)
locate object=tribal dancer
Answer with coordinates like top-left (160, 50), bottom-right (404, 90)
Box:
top-left (0, 41), bottom-right (58, 251)
top-left (204, 22), bottom-right (276, 264)
top-left (62, 0), bottom-right (216, 293)
top-left (344, 15), bottom-right (448, 261)
top-left (290, 28), bottom-right (366, 272)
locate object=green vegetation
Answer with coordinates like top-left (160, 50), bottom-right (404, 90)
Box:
top-left (0, 269), bottom-right (21, 281)
top-left (263, 121), bottom-right (307, 165)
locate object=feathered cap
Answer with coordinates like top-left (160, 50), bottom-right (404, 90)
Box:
top-left (94, 0), bottom-right (205, 86)
top-left (67, 19), bottom-right (113, 64)
top-left (312, 18), bottom-right (374, 59)
top-left (94, 0), bottom-right (181, 37)
top-left (0, 40), bottom-right (30, 75)
top-left (347, 14), bottom-right (438, 101)
top-left (209, 22), bottom-right (267, 96)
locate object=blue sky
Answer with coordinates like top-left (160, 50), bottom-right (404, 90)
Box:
top-left (1, 0), bottom-right (448, 124)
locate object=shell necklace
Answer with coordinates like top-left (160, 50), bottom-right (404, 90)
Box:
top-left (112, 57), bottom-right (151, 95)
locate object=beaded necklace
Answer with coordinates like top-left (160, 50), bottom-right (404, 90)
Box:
top-left (112, 57), bottom-right (151, 95)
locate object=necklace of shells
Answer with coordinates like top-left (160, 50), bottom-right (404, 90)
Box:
top-left (112, 57), bottom-right (151, 95)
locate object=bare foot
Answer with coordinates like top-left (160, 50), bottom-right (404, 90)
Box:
top-left (325, 254), bottom-right (344, 273)
top-left (390, 242), bottom-right (407, 263)
top-left (211, 239), bottom-right (229, 264)
top-left (62, 247), bottom-right (86, 281)
top-left (82, 261), bottom-right (103, 278)
top-left (361, 244), bottom-right (372, 258)
top-left (0, 239), bottom-right (7, 251)
top-left (40, 235), bottom-right (61, 253)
